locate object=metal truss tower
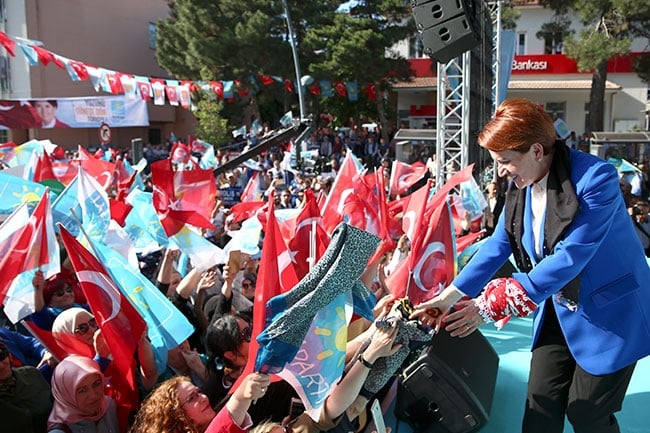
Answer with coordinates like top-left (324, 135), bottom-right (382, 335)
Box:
top-left (434, 1), bottom-right (502, 188)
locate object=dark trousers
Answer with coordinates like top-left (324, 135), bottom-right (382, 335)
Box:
top-left (522, 300), bottom-right (636, 433)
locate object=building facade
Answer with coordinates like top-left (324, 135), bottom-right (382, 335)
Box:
top-left (0, 0), bottom-right (195, 149)
top-left (393, 1), bottom-right (649, 137)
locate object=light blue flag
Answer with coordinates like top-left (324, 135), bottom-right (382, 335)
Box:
top-left (223, 81), bottom-right (234, 99)
top-left (0, 171), bottom-right (48, 217)
top-left (52, 174), bottom-right (82, 236)
top-left (18, 45), bottom-right (39, 66)
top-left (199, 145), bottom-right (219, 170)
top-left (92, 240), bottom-right (195, 372)
top-left (345, 82), bottom-right (358, 101)
top-left (280, 111), bottom-right (293, 127)
top-left (122, 158), bottom-right (146, 193)
top-left (232, 125), bottom-right (246, 138)
top-left (320, 80), bottom-right (333, 97)
top-left (124, 189), bottom-right (169, 250)
top-left (277, 293), bottom-right (351, 419)
top-left (169, 225), bottom-right (227, 271)
top-left (497, 31), bottom-right (516, 106)
top-left (251, 119), bottom-right (263, 136)
top-left (77, 167), bottom-right (111, 241)
top-left (15, 140), bottom-right (44, 166)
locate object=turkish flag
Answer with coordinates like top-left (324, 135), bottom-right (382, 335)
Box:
top-left (32, 46), bottom-right (64, 69)
top-left (240, 171), bottom-right (261, 202)
top-left (76, 146), bottom-right (114, 190)
top-left (33, 152), bottom-right (56, 182)
top-left (286, 189), bottom-right (330, 279)
top-left (137, 80), bottom-right (152, 100)
top-left (0, 190), bottom-right (53, 303)
top-left (258, 74), bottom-right (275, 85)
top-left (0, 101), bottom-right (40, 129)
top-left (165, 84), bottom-right (179, 105)
top-left (210, 81), bottom-right (223, 99)
top-left (320, 152), bottom-right (361, 234)
top-left (334, 81), bottom-right (347, 97)
top-left (386, 200), bottom-right (455, 305)
top-left (68, 60), bottom-right (90, 80)
top-left (170, 141), bottom-right (191, 165)
top-left (51, 159), bottom-right (77, 186)
top-left (234, 193), bottom-right (299, 390)
top-left (0, 30), bottom-right (16, 56)
top-left (150, 159), bottom-right (216, 236)
top-left (389, 160), bottom-right (428, 198)
top-left (365, 83), bottom-right (377, 100)
top-left (308, 82), bottom-right (320, 95)
top-left (229, 201), bottom-right (266, 225)
top-left (106, 72), bottom-right (125, 94)
top-left (58, 226), bottom-right (145, 389)
top-left (283, 78), bottom-right (294, 93)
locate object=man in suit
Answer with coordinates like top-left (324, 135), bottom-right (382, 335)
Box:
top-left (412, 98), bottom-right (650, 433)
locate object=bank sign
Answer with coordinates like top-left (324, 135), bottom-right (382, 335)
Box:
top-left (511, 53), bottom-right (641, 75)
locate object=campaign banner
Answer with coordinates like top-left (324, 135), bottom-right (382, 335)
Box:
top-left (0, 96), bottom-right (149, 129)
top-left (219, 186), bottom-right (243, 207)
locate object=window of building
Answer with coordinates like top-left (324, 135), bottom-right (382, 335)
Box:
top-left (0, 56), bottom-right (10, 93)
top-left (517, 32), bottom-right (526, 55)
top-left (148, 22), bottom-right (157, 49)
top-left (409, 35), bottom-right (425, 59)
top-left (148, 128), bottom-right (162, 145)
top-left (545, 102), bottom-right (566, 121)
top-left (543, 33), bottom-right (563, 54)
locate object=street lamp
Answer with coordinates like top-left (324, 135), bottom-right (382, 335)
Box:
top-left (281, 0), bottom-right (306, 121)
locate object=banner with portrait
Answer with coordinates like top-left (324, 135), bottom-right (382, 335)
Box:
top-left (0, 96), bottom-right (149, 129)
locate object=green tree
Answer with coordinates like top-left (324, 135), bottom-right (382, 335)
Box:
top-left (155, 0), bottom-right (340, 137)
top-left (540, 0), bottom-right (650, 132)
top-left (302, 1), bottom-right (415, 144)
top-left (192, 99), bottom-right (229, 148)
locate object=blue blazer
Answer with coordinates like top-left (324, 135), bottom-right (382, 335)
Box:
top-left (453, 148), bottom-right (650, 375)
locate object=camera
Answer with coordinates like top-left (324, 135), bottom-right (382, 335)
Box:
top-left (632, 206), bottom-right (642, 216)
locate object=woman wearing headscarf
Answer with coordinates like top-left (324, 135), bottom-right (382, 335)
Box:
top-left (47, 355), bottom-right (119, 433)
top-left (52, 308), bottom-right (111, 370)
top-left (0, 341), bottom-right (52, 433)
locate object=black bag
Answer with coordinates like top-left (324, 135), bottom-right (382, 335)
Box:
top-left (395, 328), bottom-right (499, 433)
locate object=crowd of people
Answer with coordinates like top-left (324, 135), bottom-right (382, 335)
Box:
top-left (2, 98), bottom-right (650, 433)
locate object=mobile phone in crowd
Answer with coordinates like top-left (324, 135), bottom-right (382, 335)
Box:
top-left (370, 398), bottom-right (386, 433)
top-left (289, 397), bottom-right (305, 419)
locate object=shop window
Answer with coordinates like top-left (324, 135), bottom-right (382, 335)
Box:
top-left (545, 102), bottom-right (566, 121)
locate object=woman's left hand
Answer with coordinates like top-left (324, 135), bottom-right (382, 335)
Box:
top-left (443, 299), bottom-right (485, 338)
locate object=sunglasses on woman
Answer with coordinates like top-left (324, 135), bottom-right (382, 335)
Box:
top-left (240, 326), bottom-right (252, 343)
top-left (74, 318), bottom-right (98, 335)
top-left (53, 286), bottom-right (74, 297)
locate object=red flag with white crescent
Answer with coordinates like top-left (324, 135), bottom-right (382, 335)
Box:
top-left (58, 226), bottom-right (146, 390)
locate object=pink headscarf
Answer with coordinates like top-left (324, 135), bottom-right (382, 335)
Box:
top-left (48, 355), bottom-right (110, 427)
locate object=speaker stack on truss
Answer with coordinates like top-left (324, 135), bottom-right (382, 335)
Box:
top-left (412, 0), bottom-right (482, 64)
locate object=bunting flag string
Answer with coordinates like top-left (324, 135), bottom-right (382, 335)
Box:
top-left (0, 30), bottom-right (379, 107)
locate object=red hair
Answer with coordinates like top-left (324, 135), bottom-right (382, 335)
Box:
top-left (478, 98), bottom-right (556, 153)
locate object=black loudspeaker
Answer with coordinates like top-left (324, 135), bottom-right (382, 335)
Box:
top-left (395, 328), bottom-right (499, 433)
top-left (412, 0), bottom-right (481, 64)
top-left (412, 0), bottom-right (469, 31)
